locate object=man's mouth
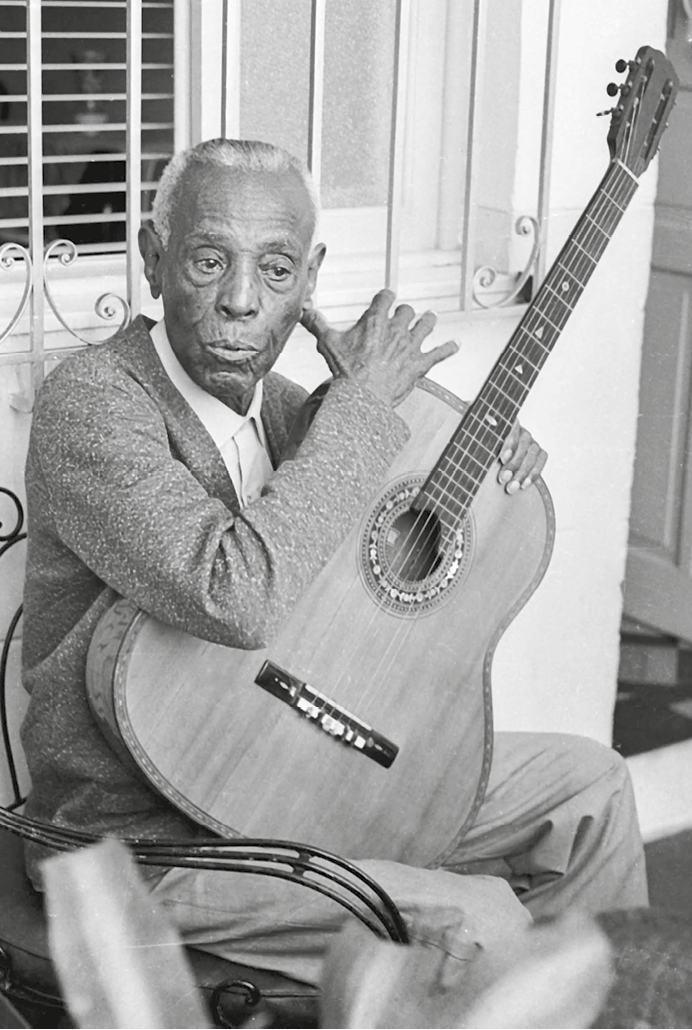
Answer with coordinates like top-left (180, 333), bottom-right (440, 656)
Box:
top-left (207, 344), bottom-right (257, 364)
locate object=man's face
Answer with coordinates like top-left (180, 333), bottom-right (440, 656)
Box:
top-left (142, 163), bottom-right (324, 414)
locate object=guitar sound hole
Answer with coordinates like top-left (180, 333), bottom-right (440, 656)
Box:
top-left (383, 508), bottom-right (442, 582)
top-left (359, 474), bottom-right (472, 616)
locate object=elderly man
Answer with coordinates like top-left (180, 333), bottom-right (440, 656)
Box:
top-left (21, 137), bottom-right (647, 986)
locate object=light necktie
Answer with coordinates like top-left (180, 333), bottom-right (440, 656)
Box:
top-left (225, 417), bottom-right (273, 507)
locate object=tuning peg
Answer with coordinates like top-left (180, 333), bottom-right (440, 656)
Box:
top-left (606, 82), bottom-right (619, 96)
top-left (596, 108), bottom-right (615, 118)
top-left (615, 58), bottom-right (630, 73)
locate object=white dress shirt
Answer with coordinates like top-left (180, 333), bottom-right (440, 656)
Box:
top-left (151, 319), bottom-right (274, 507)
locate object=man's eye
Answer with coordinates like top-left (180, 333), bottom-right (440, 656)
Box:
top-left (195, 257), bottom-right (223, 274)
top-left (264, 263), bottom-right (293, 282)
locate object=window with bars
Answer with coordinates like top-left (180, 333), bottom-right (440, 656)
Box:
top-left (0, 0), bottom-right (559, 394)
top-left (0, 0), bottom-right (175, 253)
top-left (223, 0), bottom-right (557, 316)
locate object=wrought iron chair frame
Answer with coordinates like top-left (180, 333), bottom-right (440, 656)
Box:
top-left (0, 485), bottom-right (408, 1028)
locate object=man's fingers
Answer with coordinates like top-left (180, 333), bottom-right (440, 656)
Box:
top-left (369, 288), bottom-right (397, 317)
top-left (300, 306), bottom-right (332, 340)
top-left (521, 446), bottom-right (548, 488)
top-left (410, 310), bottom-right (438, 346)
top-left (498, 423), bottom-right (548, 493)
top-left (500, 422), bottom-right (520, 464)
top-left (420, 339), bottom-right (459, 373)
top-left (390, 303), bottom-right (416, 330)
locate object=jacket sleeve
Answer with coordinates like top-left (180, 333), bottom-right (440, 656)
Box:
top-left (30, 357), bottom-right (410, 648)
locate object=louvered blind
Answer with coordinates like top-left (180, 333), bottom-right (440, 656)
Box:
top-left (0, 0), bottom-right (174, 255)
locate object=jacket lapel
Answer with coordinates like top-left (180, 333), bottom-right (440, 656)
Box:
top-left (120, 316), bottom-right (241, 512)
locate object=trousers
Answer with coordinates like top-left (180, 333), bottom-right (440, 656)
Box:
top-left (151, 732), bottom-right (648, 986)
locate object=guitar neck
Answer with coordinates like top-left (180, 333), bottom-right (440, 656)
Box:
top-left (417, 158), bottom-right (639, 526)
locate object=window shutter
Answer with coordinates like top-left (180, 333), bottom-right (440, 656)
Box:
top-left (0, 0), bottom-right (175, 255)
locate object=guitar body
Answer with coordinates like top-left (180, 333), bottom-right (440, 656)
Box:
top-left (87, 378), bottom-right (554, 867)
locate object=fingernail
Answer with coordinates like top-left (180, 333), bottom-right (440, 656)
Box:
top-left (500, 449), bottom-right (512, 463)
top-left (521, 478), bottom-right (532, 490)
top-left (499, 469), bottom-right (512, 484)
top-left (507, 480), bottom-right (520, 494)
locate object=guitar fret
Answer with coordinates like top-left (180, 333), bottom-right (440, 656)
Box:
top-left (571, 238), bottom-right (598, 264)
top-left (425, 486), bottom-right (469, 522)
top-left (555, 260), bottom-right (587, 289)
top-left (513, 324), bottom-right (555, 365)
top-left (524, 304), bottom-right (563, 337)
top-left (436, 457), bottom-right (484, 492)
top-left (440, 445), bottom-right (489, 484)
top-left (428, 479), bottom-right (476, 515)
top-left (601, 181), bottom-right (627, 212)
top-left (506, 337), bottom-right (542, 372)
top-left (500, 351), bottom-right (541, 388)
top-left (483, 378), bottom-right (525, 413)
top-left (477, 387), bottom-right (520, 423)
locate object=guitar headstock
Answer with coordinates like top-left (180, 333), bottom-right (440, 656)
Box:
top-left (607, 45), bottom-right (679, 177)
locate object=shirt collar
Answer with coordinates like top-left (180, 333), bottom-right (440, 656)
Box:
top-left (150, 318), bottom-right (264, 450)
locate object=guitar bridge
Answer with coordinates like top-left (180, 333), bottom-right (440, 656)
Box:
top-left (254, 660), bottom-right (398, 769)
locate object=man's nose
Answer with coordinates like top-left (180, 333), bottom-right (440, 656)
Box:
top-left (216, 263), bottom-right (259, 318)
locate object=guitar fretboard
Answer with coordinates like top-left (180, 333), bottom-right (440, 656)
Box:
top-left (416, 159), bottom-right (639, 529)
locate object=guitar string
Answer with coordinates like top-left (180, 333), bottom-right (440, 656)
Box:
top-left (293, 159), bottom-right (638, 732)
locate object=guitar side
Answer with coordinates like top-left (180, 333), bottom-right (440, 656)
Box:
top-left (88, 379), bottom-right (555, 867)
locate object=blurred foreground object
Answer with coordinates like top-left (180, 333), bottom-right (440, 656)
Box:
top-left (320, 911), bottom-right (613, 1029)
top-left (42, 838), bottom-right (210, 1029)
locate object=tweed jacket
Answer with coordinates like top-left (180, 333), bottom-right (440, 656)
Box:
top-left (21, 315), bottom-right (409, 878)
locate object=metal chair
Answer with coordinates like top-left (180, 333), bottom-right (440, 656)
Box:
top-left (0, 486), bottom-right (408, 1029)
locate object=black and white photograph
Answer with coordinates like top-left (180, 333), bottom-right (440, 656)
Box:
top-left (0, 2), bottom-right (690, 1027)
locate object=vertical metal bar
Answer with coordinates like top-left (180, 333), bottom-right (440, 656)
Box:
top-left (385, 0), bottom-right (411, 293)
top-left (221, 0), bottom-right (241, 138)
top-left (535, 0), bottom-right (562, 285)
top-left (437, 0), bottom-right (467, 252)
top-left (174, 0), bottom-right (191, 151)
top-left (458, 0), bottom-right (486, 310)
top-left (26, 0), bottom-right (44, 391)
top-left (307, 0), bottom-right (325, 189)
top-left (126, 0), bottom-right (142, 314)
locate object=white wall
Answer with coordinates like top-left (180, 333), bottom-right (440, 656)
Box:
top-left (275, 0), bottom-right (668, 745)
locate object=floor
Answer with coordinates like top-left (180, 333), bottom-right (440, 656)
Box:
top-left (615, 631), bottom-right (692, 913)
top-left (646, 827), bottom-right (692, 913)
top-left (613, 634), bottom-right (692, 759)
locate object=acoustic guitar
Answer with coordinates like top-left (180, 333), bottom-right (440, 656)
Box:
top-left (87, 47), bottom-right (678, 867)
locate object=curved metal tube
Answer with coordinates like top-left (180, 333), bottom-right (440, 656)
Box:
top-left (0, 808), bottom-right (408, 944)
top-left (473, 215), bottom-right (540, 309)
top-left (43, 239), bottom-right (131, 345)
top-left (0, 488), bottom-right (25, 545)
top-left (0, 244), bottom-right (33, 346)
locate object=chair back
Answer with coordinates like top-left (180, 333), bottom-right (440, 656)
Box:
top-left (0, 487), bottom-right (27, 811)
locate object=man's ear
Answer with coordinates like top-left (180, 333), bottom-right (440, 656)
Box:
top-left (138, 224), bottom-right (165, 300)
top-left (303, 242), bottom-right (327, 310)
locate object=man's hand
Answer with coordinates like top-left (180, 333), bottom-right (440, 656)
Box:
top-left (498, 423), bottom-right (547, 493)
top-left (301, 289), bottom-right (458, 408)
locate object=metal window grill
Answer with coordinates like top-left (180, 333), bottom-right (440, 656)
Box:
top-left (0, 0), bottom-right (175, 394)
top-left (1, 0), bottom-right (561, 399)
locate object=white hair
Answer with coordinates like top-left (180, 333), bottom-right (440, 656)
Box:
top-left (151, 138), bottom-right (320, 247)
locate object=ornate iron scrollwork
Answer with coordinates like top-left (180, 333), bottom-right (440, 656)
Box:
top-left (0, 243), bottom-right (33, 346)
top-left (473, 215), bottom-right (539, 309)
top-left (44, 239), bottom-right (131, 345)
top-left (0, 487), bottom-right (24, 548)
